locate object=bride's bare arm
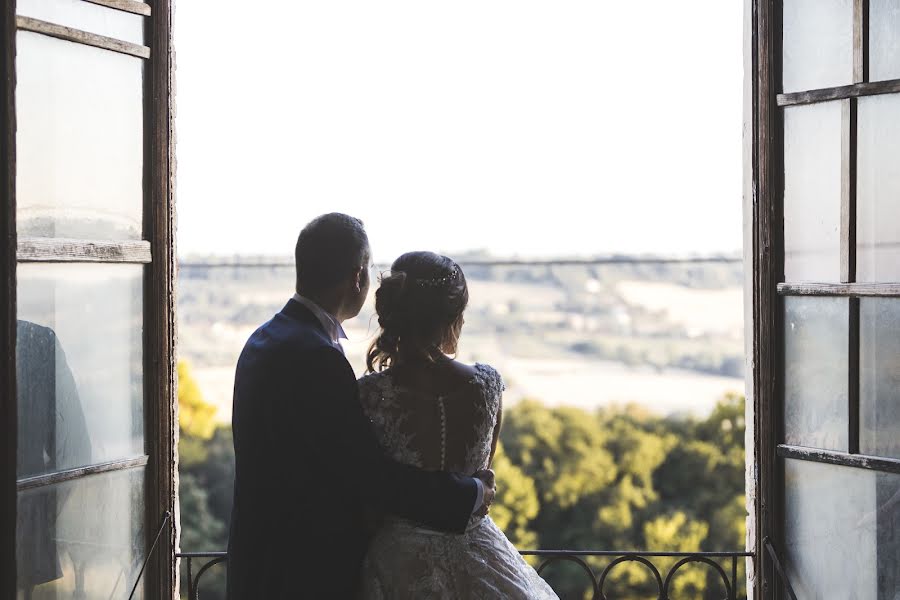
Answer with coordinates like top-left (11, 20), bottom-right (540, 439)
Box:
top-left (489, 396), bottom-right (503, 467)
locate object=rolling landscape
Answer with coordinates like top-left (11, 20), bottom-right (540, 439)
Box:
top-left (177, 254), bottom-right (746, 423)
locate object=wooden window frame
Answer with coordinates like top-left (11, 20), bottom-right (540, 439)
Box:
top-left (0, 0), bottom-right (176, 598)
top-left (85, 0), bottom-right (152, 17)
top-left (1, 0), bottom-right (17, 596)
top-left (16, 16), bottom-right (150, 58)
top-left (752, 0), bottom-right (900, 597)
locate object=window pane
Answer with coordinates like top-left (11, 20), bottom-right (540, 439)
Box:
top-left (17, 0), bottom-right (144, 46)
top-left (16, 32), bottom-right (143, 240)
top-left (861, 299), bottom-right (900, 459)
top-left (17, 467), bottom-right (146, 599)
top-left (783, 103), bottom-right (843, 282)
top-left (857, 94), bottom-right (900, 282)
top-left (784, 459), bottom-right (899, 599)
top-left (783, 0), bottom-right (853, 93)
top-left (17, 264), bottom-right (143, 478)
top-left (870, 0), bottom-right (900, 82)
top-left (784, 297), bottom-right (848, 451)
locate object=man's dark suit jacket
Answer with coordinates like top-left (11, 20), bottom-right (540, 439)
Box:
top-left (226, 299), bottom-right (478, 599)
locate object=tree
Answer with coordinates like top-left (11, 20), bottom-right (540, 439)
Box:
top-left (177, 361), bottom-right (232, 600)
top-left (498, 396), bottom-right (747, 600)
top-left (175, 362), bottom-right (748, 600)
top-left (490, 443), bottom-right (540, 557)
top-left (178, 361), bottom-right (218, 440)
top-left (643, 511), bottom-right (709, 597)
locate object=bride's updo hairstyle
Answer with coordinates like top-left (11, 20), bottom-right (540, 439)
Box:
top-left (367, 251), bottom-right (469, 372)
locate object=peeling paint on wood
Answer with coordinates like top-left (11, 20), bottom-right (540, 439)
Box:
top-left (16, 237), bottom-right (152, 263)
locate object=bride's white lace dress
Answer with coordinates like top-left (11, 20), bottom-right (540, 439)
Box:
top-left (357, 363), bottom-right (559, 599)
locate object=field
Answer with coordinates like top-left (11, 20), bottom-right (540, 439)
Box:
top-left (178, 259), bottom-right (745, 422)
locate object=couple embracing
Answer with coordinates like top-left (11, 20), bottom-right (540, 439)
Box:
top-left (226, 213), bottom-right (558, 599)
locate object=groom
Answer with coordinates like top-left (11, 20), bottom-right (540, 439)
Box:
top-left (226, 213), bottom-right (495, 599)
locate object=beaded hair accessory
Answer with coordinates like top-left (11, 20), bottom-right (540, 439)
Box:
top-left (413, 264), bottom-right (461, 288)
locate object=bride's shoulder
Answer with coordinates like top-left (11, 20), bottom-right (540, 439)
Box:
top-left (357, 369), bottom-right (389, 392)
top-left (462, 362), bottom-right (506, 397)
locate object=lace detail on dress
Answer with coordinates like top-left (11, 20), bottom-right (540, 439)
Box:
top-left (362, 517), bottom-right (558, 600)
top-left (358, 363), bottom-right (504, 475)
top-left (462, 364), bottom-right (504, 474)
top-left (358, 371), bottom-right (422, 467)
top-left (358, 363), bottom-right (558, 599)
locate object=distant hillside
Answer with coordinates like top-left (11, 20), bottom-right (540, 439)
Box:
top-left (177, 254), bottom-right (745, 421)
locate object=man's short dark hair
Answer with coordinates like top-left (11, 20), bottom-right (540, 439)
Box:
top-left (295, 213), bottom-right (369, 294)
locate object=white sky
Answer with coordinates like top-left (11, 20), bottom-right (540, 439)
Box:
top-left (175, 1), bottom-right (743, 262)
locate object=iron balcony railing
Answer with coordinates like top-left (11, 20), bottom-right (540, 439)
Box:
top-left (763, 537), bottom-right (798, 600)
top-left (176, 548), bottom-right (753, 600)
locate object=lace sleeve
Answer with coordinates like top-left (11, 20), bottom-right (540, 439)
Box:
top-left (456, 363), bottom-right (505, 474)
top-left (473, 363), bottom-right (505, 423)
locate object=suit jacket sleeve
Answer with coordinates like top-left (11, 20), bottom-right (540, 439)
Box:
top-left (289, 346), bottom-right (477, 533)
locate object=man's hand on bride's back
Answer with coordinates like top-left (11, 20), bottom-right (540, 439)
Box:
top-left (473, 469), bottom-right (496, 517)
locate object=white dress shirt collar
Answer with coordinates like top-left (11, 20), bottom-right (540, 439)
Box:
top-left (292, 293), bottom-right (348, 348)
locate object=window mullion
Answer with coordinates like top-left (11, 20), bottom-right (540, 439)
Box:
top-left (853, 0), bottom-right (869, 85)
top-left (16, 237), bottom-right (153, 263)
top-left (16, 455), bottom-right (149, 492)
top-left (840, 98), bottom-right (857, 284)
top-left (777, 444), bottom-right (900, 474)
top-left (777, 79), bottom-right (900, 107)
top-left (83, 0), bottom-right (152, 17)
top-left (848, 298), bottom-right (860, 454)
top-left (15, 15), bottom-right (150, 58)
top-left (144, 1), bottom-right (176, 596)
top-left (845, 0), bottom-right (867, 456)
top-left (777, 282), bottom-right (900, 296)
top-left (0, 0), bottom-right (17, 596)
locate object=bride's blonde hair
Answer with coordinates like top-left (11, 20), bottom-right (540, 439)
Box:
top-left (366, 251), bottom-right (468, 373)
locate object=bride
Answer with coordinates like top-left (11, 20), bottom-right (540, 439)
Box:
top-left (357, 251), bottom-right (559, 599)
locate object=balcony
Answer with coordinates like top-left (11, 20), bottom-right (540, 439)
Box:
top-left (175, 256), bottom-right (750, 599)
top-left (175, 549), bottom-right (754, 600)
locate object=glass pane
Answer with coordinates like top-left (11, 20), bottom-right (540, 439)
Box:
top-left (783, 0), bottom-right (853, 93)
top-left (783, 103), bottom-right (843, 282)
top-left (17, 0), bottom-right (144, 45)
top-left (784, 459), bottom-right (900, 599)
top-left (16, 468), bottom-right (146, 599)
top-left (16, 32), bottom-right (143, 240)
top-left (784, 297), bottom-right (848, 451)
top-left (17, 264), bottom-right (143, 478)
top-left (870, 0), bottom-right (900, 82)
top-left (861, 299), bottom-right (900, 459)
top-left (857, 94), bottom-right (900, 282)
